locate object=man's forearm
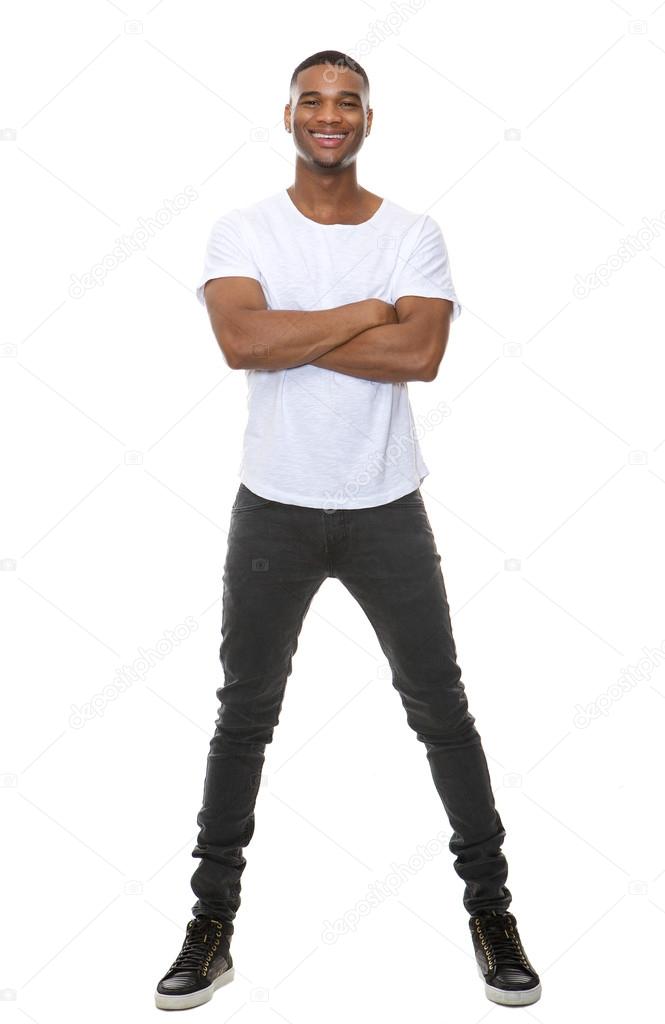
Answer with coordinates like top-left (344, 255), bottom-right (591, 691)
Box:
top-left (308, 320), bottom-right (430, 383)
top-left (228, 300), bottom-right (387, 370)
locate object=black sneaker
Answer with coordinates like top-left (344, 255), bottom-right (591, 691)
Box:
top-left (154, 914), bottom-right (235, 1010)
top-left (469, 909), bottom-right (541, 1006)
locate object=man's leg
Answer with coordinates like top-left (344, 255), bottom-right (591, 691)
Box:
top-left (334, 489), bottom-right (511, 914)
top-left (190, 486), bottom-right (327, 922)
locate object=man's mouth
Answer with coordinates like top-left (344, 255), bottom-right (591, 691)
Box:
top-left (307, 129), bottom-right (349, 148)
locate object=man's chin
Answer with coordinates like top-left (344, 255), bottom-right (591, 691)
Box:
top-left (311, 155), bottom-right (347, 170)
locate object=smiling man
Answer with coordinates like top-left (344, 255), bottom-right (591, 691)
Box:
top-left (154, 50), bottom-right (541, 1011)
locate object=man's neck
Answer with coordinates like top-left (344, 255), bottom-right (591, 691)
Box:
top-left (287, 175), bottom-right (381, 225)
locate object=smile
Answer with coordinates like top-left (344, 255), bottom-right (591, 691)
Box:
top-left (308, 130), bottom-right (349, 147)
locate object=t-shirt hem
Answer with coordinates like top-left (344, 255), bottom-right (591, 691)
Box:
top-left (196, 268), bottom-right (261, 306)
top-left (239, 471), bottom-right (430, 510)
top-left (392, 289), bottom-right (461, 320)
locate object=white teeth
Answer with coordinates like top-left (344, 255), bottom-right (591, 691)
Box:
top-left (311, 132), bottom-right (346, 139)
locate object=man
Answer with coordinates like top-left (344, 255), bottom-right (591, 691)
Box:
top-left (155, 49), bottom-right (541, 1011)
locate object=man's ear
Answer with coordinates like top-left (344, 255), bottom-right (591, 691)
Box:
top-left (284, 103), bottom-right (291, 132)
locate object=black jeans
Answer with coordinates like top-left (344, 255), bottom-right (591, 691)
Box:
top-left (190, 483), bottom-right (511, 922)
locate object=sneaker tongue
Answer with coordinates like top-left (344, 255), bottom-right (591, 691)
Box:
top-left (198, 917), bottom-right (224, 933)
top-left (481, 916), bottom-right (523, 965)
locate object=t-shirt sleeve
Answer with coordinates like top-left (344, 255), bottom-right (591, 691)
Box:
top-left (195, 210), bottom-right (261, 307)
top-left (392, 215), bottom-right (461, 320)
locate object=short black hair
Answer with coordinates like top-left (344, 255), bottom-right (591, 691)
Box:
top-left (289, 50), bottom-right (369, 105)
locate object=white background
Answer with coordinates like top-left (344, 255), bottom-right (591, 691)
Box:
top-left (2, 0), bottom-right (664, 1019)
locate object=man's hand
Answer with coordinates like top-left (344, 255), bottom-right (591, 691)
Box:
top-left (365, 298), bottom-right (398, 327)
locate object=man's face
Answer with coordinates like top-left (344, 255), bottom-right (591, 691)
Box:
top-left (284, 63), bottom-right (372, 170)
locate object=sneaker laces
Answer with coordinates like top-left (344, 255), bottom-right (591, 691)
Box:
top-left (475, 911), bottom-right (530, 969)
top-left (169, 917), bottom-right (224, 972)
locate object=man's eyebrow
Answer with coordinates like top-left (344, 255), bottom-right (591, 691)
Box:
top-left (298, 90), bottom-right (363, 101)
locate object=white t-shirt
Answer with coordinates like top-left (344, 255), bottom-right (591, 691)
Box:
top-left (196, 188), bottom-right (462, 509)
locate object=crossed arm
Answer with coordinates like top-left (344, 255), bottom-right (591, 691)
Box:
top-left (202, 276), bottom-right (453, 383)
top-left (308, 296), bottom-right (453, 383)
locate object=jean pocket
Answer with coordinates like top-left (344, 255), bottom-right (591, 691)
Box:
top-left (231, 483), bottom-right (274, 513)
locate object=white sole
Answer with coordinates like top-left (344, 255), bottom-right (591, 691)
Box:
top-left (154, 966), bottom-right (235, 1010)
top-left (476, 963), bottom-right (541, 1006)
